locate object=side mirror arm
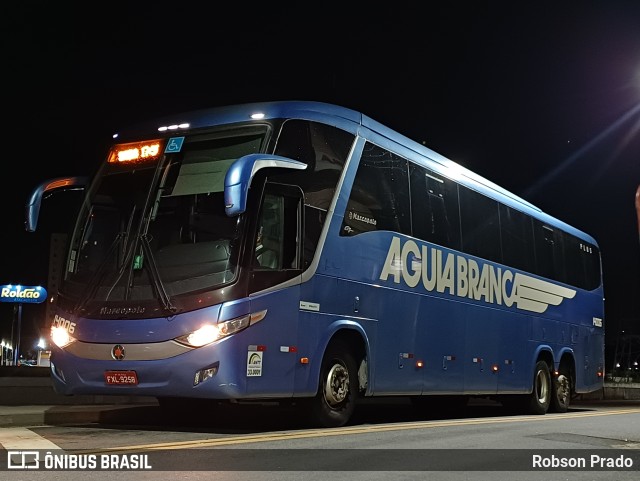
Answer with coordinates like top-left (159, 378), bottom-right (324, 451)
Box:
top-left (224, 154), bottom-right (306, 216)
top-left (25, 176), bottom-right (87, 232)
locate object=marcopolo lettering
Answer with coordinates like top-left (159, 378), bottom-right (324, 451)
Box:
top-left (0, 285), bottom-right (47, 304)
top-left (99, 306), bottom-right (146, 315)
top-left (379, 236), bottom-right (577, 314)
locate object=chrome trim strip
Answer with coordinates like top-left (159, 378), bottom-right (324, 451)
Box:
top-left (65, 339), bottom-right (193, 361)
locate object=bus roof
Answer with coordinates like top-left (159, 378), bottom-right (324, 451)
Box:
top-left (115, 100), bottom-right (597, 246)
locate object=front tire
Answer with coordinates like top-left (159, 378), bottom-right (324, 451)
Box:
top-left (308, 340), bottom-right (358, 428)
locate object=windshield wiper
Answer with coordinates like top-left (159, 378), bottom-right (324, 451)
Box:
top-left (76, 233), bottom-right (178, 315)
top-left (139, 234), bottom-right (178, 314)
top-left (73, 232), bottom-right (127, 314)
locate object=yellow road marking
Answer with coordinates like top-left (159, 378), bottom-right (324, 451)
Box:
top-left (72, 407), bottom-right (640, 455)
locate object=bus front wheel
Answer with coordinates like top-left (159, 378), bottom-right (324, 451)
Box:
top-left (308, 341), bottom-right (358, 428)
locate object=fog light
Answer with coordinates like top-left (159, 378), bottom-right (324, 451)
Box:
top-left (194, 363), bottom-right (219, 386)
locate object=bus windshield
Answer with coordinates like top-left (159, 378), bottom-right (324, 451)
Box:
top-left (64, 130), bottom-right (267, 305)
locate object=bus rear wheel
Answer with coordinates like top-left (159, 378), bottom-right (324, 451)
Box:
top-left (308, 341), bottom-right (358, 428)
top-left (550, 372), bottom-right (571, 413)
top-left (527, 361), bottom-right (551, 415)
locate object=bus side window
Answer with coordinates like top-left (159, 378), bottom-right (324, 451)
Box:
top-left (341, 142), bottom-right (410, 236)
top-left (533, 222), bottom-right (566, 283)
top-left (253, 185), bottom-right (303, 271)
top-left (499, 204), bottom-right (535, 273)
top-left (272, 119), bottom-right (352, 268)
top-left (410, 164), bottom-right (461, 250)
top-left (459, 185), bottom-right (501, 263)
top-left (255, 194), bottom-right (283, 269)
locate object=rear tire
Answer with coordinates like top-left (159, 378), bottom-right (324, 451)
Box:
top-left (527, 361), bottom-right (551, 415)
top-left (549, 372), bottom-right (571, 413)
top-left (308, 340), bottom-right (358, 428)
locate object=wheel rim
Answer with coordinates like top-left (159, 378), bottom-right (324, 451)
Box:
top-left (555, 374), bottom-right (569, 406)
top-left (535, 369), bottom-right (549, 404)
top-left (324, 362), bottom-right (349, 406)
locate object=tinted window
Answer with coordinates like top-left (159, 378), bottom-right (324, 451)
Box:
top-left (273, 119), bottom-right (352, 211)
top-left (410, 164), bottom-right (461, 250)
top-left (341, 143), bottom-right (411, 236)
top-left (533, 221), bottom-right (566, 283)
top-left (563, 233), bottom-right (601, 290)
top-left (499, 204), bottom-right (535, 272)
top-left (272, 120), bottom-right (353, 268)
top-left (459, 186), bottom-right (501, 262)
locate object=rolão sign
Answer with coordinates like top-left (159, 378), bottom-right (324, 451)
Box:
top-left (0, 285), bottom-right (47, 304)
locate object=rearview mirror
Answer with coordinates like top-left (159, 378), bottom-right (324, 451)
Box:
top-left (25, 176), bottom-right (87, 232)
top-left (224, 154), bottom-right (306, 216)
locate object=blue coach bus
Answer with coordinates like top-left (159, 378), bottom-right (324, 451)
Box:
top-left (26, 101), bottom-right (604, 427)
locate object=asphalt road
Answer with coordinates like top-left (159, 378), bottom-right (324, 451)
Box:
top-left (1, 398), bottom-right (639, 480)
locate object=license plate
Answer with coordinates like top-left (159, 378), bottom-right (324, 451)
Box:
top-left (104, 370), bottom-right (138, 385)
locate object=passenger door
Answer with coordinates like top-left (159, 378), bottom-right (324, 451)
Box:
top-left (246, 183), bottom-right (304, 396)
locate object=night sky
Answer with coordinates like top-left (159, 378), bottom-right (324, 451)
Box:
top-left (3, 3), bottom-right (639, 362)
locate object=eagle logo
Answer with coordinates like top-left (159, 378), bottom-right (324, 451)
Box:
top-left (512, 273), bottom-right (576, 313)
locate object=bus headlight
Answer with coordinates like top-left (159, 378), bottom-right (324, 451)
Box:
top-left (51, 326), bottom-right (76, 348)
top-left (175, 315), bottom-right (250, 347)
